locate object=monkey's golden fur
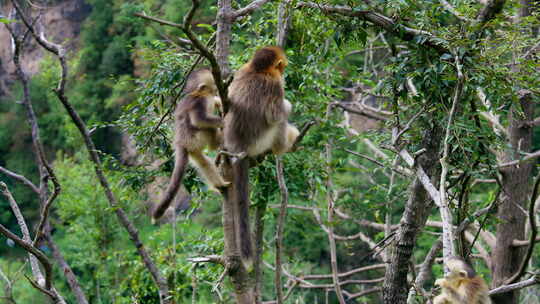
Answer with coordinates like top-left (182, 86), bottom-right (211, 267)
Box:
top-left (224, 46), bottom-right (299, 259)
top-left (152, 68), bottom-right (229, 221)
top-left (224, 46), bottom-right (299, 157)
top-left (434, 257), bottom-right (492, 304)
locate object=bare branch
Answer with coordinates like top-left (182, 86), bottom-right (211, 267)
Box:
top-left (332, 102), bottom-right (389, 121)
top-left (302, 264), bottom-right (386, 280)
top-left (187, 255), bottom-right (225, 265)
top-left (133, 12), bottom-right (183, 28)
top-left (344, 287), bottom-right (382, 300)
top-left (498, 149), bottom-right (540, 168)
top-left (232, 0), bottom-right (275, 20)
top-left (439, 53), bottom-right (464, 262)
top-left (407, 237), bottom-right (442, 302)
top-left (324, 105), bottom-right (346, 304)
top-left (0, 223), bottom-right (53, 295)
top-left (489, 276), bottom-right (540, 295)
top-left (398, 149), bottom-right (442, 204)
top-left (0, 182), bottom-right (45, 287)
top-left (513, 237), bottom-right (540, 247)
top-left (0, 166), bottom-right (39, 194)
top-left (292, 120), bottom-right (316, 149)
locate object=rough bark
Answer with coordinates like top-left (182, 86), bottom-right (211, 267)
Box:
top-left (382, 126), bottom-right (442, 304)
top-left (491, 92), bottom-right (534, 304)
top-left (491, 2), bottom-right (536, 302)
top-left (216, 0), bottom-right (232, 77)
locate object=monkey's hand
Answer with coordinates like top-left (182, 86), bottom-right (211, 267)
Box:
top-left (434, 278), bottom-right (447, 288)
top-left (283, 99), bottom-right (292, 114)
top-left (217, 150), bottom-right (247, 163)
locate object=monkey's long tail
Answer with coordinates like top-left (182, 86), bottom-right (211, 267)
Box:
top-left (233, 157), bottom-right (253, 261)
top-left (153, 147), bottom-right (189, 221)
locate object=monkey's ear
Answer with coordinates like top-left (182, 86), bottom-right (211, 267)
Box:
top-left (458, 270), bottom-right (467, 278)
top-left (198, 83), bottom-right (208, 91)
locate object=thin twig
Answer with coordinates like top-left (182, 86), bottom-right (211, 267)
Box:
top-left (439, 53), bottom-right (464, 262)
top-left (324, 106), bottom-right (346, 304)
top-left (275, 157), bottom-right (288, 304)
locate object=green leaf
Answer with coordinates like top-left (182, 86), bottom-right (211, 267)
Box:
top-left (0, 18), bottom-right (15, 24)
top-left (196, 23), bottom-right (215, 33)
top-left (440, 53), bottom-right (452, 60)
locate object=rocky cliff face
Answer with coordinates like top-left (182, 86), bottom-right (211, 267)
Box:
top-left (0, 0), bottom-right (91, 97)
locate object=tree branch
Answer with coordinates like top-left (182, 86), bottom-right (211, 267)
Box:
top-left (489, 276), bottom-right (540, 295)
top-left (439, 53), bottom-right (464, 263)
top-left (0, 223), bottom-right (54, 299)
top-left (232, 0), bottom-right (275, 20)
top-left (332, 102), bottom-right (389, 121)
top-left (0, 166), bottom-right (39, 194)
top-left (324, 105), bottom-right (346, 303)
top-left (297, 2), bottom-right (449, 54)
top-left (498, 149), bottom-right (540, 168)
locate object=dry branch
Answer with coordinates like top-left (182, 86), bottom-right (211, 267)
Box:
top-left (0, 167), bottom-right (39, 194)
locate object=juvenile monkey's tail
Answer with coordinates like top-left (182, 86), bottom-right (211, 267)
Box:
top-left (153, 148), bottom-right (189, 221)
top-left (233, 157), bottom-right (253, 261)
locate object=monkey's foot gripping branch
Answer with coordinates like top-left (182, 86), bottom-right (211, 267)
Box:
top-left (217, 151), bottom-right (248, 163)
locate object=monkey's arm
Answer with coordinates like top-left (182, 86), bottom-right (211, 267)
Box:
top-left (265, 96), bottom-right (291, 125)
top-left (435, 279), bottom-right (467, 303)
top-left (190, 106), bottom-right (223, 129)
top-left (283, 99), bottom-right (292, 115)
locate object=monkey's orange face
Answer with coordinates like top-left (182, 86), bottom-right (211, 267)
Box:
top-left (276, 54), bottom-right (288, 73)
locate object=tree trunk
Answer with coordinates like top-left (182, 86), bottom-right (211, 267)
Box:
top-left (383, 126), bottom-right (442, 304)
top-left (491, 2), bottom-right (536, 302)
top-left (221, 163), bottom-right (254, 304)
top-left (491, 92), bottom-right (534, 304)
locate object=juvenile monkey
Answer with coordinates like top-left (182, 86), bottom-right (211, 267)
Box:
top-left (224, 46), bottom-right (299, 260)
top-left (434, 256), bottom-right (492, 304)
top-left (152, 68), bottom-right (229, 221)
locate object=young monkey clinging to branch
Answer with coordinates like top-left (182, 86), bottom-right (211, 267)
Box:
top-left (224, 46), bottom-right (299, 260)
top-left (434, 256), bottom-right (492, 304)
top-left (152, 68), bottom-right (230, 222)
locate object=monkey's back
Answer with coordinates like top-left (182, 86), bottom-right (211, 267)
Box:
top-left (225, 69), bottom-right (284, 153)
top-left (174, 96), bottom-right (214, 151)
